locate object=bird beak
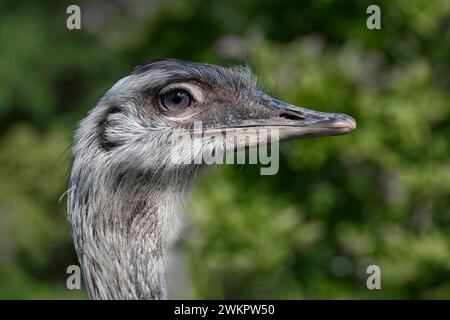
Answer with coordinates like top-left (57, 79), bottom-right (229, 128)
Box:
top-left (232, 92), bottom-right (356, 142)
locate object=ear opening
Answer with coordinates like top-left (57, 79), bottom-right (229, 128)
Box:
top-left (98, 106), bottom-right (125, 151)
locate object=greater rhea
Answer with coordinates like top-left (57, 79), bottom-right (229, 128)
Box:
top-left (67, 59), bottom-right (356, 299)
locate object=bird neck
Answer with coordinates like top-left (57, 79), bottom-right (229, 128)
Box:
top-left (68, 168), bottom-right (193, 300)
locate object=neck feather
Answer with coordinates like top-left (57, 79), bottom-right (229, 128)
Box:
top-left (68, 166), bottom-right (193, 299)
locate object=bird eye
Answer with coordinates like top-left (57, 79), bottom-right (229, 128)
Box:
top-left (159, 89), bottom-right (193, 110)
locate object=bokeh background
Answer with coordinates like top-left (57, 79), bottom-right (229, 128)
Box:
top-left (0, 0), bottom-right (449, 299)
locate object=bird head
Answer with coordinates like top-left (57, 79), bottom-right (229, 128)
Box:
top-left (73, 59), bottom-right (355, 178)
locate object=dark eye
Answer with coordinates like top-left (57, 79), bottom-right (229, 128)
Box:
top-left (159, 89), bottom-right (192, 110)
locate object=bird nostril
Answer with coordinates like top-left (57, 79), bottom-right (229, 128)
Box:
top-left (279, 113), bottom-right (305, 121)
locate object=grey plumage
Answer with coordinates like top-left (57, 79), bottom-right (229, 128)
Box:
top-left (67, 59), bottom-right (355, 300)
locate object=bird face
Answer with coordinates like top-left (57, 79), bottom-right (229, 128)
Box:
top-left (92, 59), bottom-right (355, 168)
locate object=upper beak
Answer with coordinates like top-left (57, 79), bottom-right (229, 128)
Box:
top-left (234, 92), bottom-right (356, 142)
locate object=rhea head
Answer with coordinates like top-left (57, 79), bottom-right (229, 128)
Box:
top-left (73, 59), bottom-right (355, 176)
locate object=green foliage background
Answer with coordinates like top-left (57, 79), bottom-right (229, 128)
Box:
top-left (0, 0), bottom-right (449, 299)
